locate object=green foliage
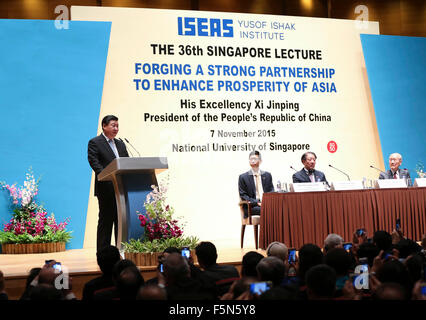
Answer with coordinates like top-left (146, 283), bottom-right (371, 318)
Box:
top-left (122, 236), bottom-right (199, 253)
top-left (0, 229), bottom-right (72, 244)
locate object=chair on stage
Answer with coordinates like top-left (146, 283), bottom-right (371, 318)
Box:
top-left (239, 199), bottom-right (260, 250)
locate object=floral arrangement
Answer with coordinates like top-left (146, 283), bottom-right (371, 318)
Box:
top-left (0, 168), bottom-right (72, 244)
top-left (415, 162), bottom-right (426, 178)
top-left (122, 178), bottom-right (198, 253)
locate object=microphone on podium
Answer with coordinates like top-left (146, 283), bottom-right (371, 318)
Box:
top-left (329, 164), bottom-right (350, 181)
top-left (124, 138), bottom-right (141, 157)
top-left (290, 166), bottom-right (298, 172)
top-left (119, 138), bottom-right (134, 157)
top-left (370, 165), bottom-right (386, 175)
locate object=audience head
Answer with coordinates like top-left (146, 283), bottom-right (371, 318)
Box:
top-left (373, 282), bottom-right (407, 300)
top-left (159, 247), bottom-right (181, 264)
top-left (137, 284), bottom-right (167, 300)
top-left (29, 284), bottom-right (62, 300)
top-left (404, 254), bottom-right (424, 283)
top-left (324, 234), bottom-right (343, 252)
top-left (376, 260), bottom-right (412, 298)
top-left (97, 245), bottom-right (121, 276)
top-left (266, 242), bottom-right (288, 263)
top-left (305, 264), bottom-right (336, 300)
top-left (164, 252), bottom-right (191, 284)
top-left (259, 286), bottom-right (296, 300)
top-left (298, 244), bottom-right (324, 280)
top-left (241, 251), bottom-right (264, 278)
top-left (116, 266), bottom-right (144, 300)
top-left (373, 231), bottom-right (393, 252)
top-left (38, 267), bottom-right (58, 286)
top-left (325, 248), bottom-right (352, 277)
top-left (112, 259), bottom-right (138, 284)
top-left (26, 268), bottom-right (41, 288)
top-left (256, 256), bottom-right (286, 286)
top-left (195, 241), bottom-right (217, 268)
top-left (357, 242), bottom-right (380, 267)
top-left (396, 239), bottom-right (422, 259)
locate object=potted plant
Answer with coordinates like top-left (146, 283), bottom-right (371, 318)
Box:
top-left (122, 179), bottom-right (199, 266)
top-left (0, 168), bottom-right (72, 254)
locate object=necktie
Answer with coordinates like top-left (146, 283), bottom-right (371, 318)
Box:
top-left (393, 171), bottom-right (397, 179)
top-left (310, 172), bottom-right (315, 182)
top-left (109, 139), bottom-right (119, 158)
top-left (255, 174), bottom-right (261, 200)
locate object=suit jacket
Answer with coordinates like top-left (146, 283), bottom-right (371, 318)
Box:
top-left (292, 168), bottom-right (327, 184)
top-left (88, 134), bottom-right (129, 196)
top-left (238, 170), bottom-right (274, 206)
top-left (379, 168), bottom-right (411, 180)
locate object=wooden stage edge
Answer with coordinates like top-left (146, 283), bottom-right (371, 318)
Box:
top-left (1, 241), bottom-right (266, 300)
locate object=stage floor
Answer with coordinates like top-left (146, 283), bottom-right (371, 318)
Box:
top-left (1, 240), bottom-right (265, 299)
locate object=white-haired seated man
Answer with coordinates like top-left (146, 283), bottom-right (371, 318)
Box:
top-left (378, 153), bottom-right (411, 180)
top-left (324, 234), bottom-right (344, 253)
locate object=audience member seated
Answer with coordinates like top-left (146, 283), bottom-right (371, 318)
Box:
top-left (146, 247), bottom-right (181, 286)
top-left (20, 268), bottom-right (41, 300)
top-left (357, 242), bottom-right (380, 267)
top-left (194, 241), bottom-right (240, 296)
top-left (116, 265), bottom-right (145, 300)
top-left (295, 244), bottom-right (324, 286)
top-left (372, 282), bottom-right (407, 300)
top-left (305, 264), bottom-right (336, 300)
top-left (136, 284), bottom-right (167, 300)
top-left (375, 259), bottom-right (412, 299)
top-left (325, 248), bottom-right (352, 296)
top-left (259, 286), bottom-right (297, 300)
top-left (323, 234), bottom-right (343, 253)
top-left (160, 252), bottom-right (216, 300)
top-left (266, 241), bottom-right (288, 263)
top-left (256, 256), bottom-right (286, 287)
top-left (82, 245), bottom-right (121, 300)
top-left (0, 270), bottom-right (7, 301)
top-left (220, 277), bottom-right (257, 300)
top-left (373, 231), bottom-right (393, 252)
top-left (29, 283), bottom-right (63, 301)
top-left (94, 259), bottom-right (139, 300)
top-left (241, 251), bottom-right (264, 278)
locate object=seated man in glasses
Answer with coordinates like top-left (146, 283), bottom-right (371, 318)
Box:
top-left (238, 151), bottom-right (274, 218)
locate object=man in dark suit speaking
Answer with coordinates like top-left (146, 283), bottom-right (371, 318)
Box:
top-left (378, 153), bottom-right (411, 180)
top-left (238, 151), bottom-right (274, 218)
top-left (88, 115), bottom-right (129, 252)
top-left (293, 151), bottom-right (327, 184)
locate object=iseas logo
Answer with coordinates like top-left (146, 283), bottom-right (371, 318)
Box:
top-left (178, 17), bottom-right (233, 37)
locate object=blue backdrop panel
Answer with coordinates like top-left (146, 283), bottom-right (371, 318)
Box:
top-left (360, 34), bottom-right (426, 176)
top-left (122, 173), bottom-right (156, 241)
top-left (0, 20), bottom-right (111, 249)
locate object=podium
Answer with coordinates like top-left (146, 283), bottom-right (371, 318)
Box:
top-left (98, 157), bottom-right (168, 249)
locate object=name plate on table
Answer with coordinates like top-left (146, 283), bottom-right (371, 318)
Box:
top-left (375, 179), bottom-right (407, 189)
top-left (331, 180), bottom-right (364, 191)
top-left (414, 178), bottom-right (426, 187)
top-left (290, 182), bottom-right (327, 192)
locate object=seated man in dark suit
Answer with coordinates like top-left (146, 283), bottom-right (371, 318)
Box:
top-left (292, 151), bottom-right (327, 184)
top-left (194, 242), bottom-right (240, 297)
top-left (238, 150), bottom-right (274, 218)
top-left (378, 153), bottom-right (411, 180)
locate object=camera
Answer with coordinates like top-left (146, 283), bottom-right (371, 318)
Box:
top-left (52, 262), bottom-right (62, 272)
top-left (181, 247), bottom-right (190, 259)
top-left (249, 281), bottom-right (272, 295)
top-left (288, 248), bottom-right (296, 263)
top-left (356, 229), bottom-right (365, 237)
top-left (343, 243), bottom-right (352, 251)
